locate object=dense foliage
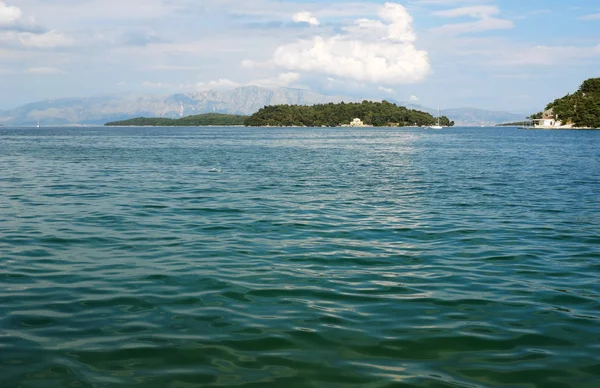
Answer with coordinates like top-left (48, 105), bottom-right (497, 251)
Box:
top-left (495, 121), bottom-right (530, 127)
top-left (531, 78), bottom-right (600, 128)
top-left (244, 101), bottom-right (454, 127)
top-left (105, 113), bottom-right (246, 126)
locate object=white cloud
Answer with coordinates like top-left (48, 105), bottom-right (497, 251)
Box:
top-left (253, 72), bottom-right (300, 88)
top-left (200, 0), bottom-right (376, 22)
top-left (292, 11), bottom-right (319, 26)
top-left (197, 72), bottom-right (300, 91)
top-left (431, 5), bottom-right (514, 35)
top-left (0, 2), bottom-right (40, 32)
top-left (18, 30), bottom-right (72, 48)
top-left (241, 59), bottom-right (257, 69)
top-left (142, 81), bottom-right (171, 88)
top-left (414, 0), bottom-right (491, 4)
top-left (272, 2), bottom-right (430, 84)
top-left (0, 3), bottom-right (72, 48)
top-left (197, 78), bottom-right (241, 90)
top-left (19, 0), bottom-right (172, 25)
top-left (434, 6), bottom-right (499, 18)
top-left (27, 66), bottom-right (64, 74)
top-left (495, 44), bottom-right (600, 66)
top-left (241, 58), bottom-right (274, 70)
top-left (409, 95), bottom-right (419, 101)
top-left (0, 1), bottom-right (21, 26)
top-left (378, 86), bottom-right (395, 94)
top-left (579, 13), bottom-right (600, 21)
top-left (150, 65), bottom-right (203, 71)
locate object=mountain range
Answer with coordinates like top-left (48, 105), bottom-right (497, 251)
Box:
top-left (0, 86), bottom-right (525, 126)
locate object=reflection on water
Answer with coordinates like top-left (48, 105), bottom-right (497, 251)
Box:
top-left (1, 126), bottom-right (599, 387)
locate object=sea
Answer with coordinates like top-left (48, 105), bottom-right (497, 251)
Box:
top-left (1, 126), bottom-right (599, 388)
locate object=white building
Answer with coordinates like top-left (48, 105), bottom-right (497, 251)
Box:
top-left (343, 118), bottom-right (367, 127)
top-left (531, 108), bottom-right (567, 129)
top-left (533, 118), bottom-right (562, 128)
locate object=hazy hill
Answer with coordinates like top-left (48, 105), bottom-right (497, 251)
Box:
top-left (388, 100), bottom-right (525, 127)
top-left (0, 86), bottom-right (525, 126)
top-left (0, 86), bottom-right (348, 126)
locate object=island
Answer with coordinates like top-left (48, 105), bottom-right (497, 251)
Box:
top-left (528, 78), bottom-right (600, 129)
top-left (105, 113), bottom-right (247, 126)
top-left (495, 121), bottom-right (530, 127)
top-left (244, 100), bottom-right (454, 127)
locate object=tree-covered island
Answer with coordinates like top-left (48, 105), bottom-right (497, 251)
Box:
top-left (105, 113), bottom-right (246, 126)
top-left (104, 101), bottom-right (455, 128)
top-left (244, 100), bottom-right (454, 127)
top-left (530, 78), bottom-right (600, 129)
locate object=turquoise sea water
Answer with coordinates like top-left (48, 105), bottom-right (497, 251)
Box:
top-left (1, 126), bottom-right (599, 387)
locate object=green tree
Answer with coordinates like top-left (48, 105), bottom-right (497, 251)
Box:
top-left (245, 101), bottom-right (454, 128)
top-left (533, 77), bottom-right (600, 128)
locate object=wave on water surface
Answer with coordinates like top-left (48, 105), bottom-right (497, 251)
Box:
top-left (1, 126), bottom-right (599, 387)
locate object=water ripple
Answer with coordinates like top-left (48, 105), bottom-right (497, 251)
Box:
top-left (1, 126), bottom-right (599, 387)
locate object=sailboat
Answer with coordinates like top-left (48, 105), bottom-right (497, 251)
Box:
top-left (429, 106), bottom-right (443, 129)
top-left (36, 119), bottom-right (40, 128)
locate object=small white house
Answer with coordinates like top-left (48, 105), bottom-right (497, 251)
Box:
top-left (533, 118), bottom-right (562, 129)
top-left (350, 118), bottom-right (365, 127)
top-left (341, 118), bottom-right (373, 127)
top-left (531, 108), bottom-right (564, 129)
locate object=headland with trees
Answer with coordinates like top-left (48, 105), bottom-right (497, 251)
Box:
top-left (530, 78), bottom-right (600, 129)
top-left (105, 113), bottom-right (246, 126)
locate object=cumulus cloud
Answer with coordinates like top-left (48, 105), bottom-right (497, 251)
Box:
top-left (431, 5), bottom-right (514, 35)
top-left (293, 11), bottom-right (319, 26)
top-left (0, 2), bottom-right (72, 47)
top-left (409, 95), bottom-right (419, 102)
top-left (0, 1), bottom-right (22, 26)
top-left (0, 1), bottom-right (41, 32)
top-left (273, 2), bottom-right (430, 84)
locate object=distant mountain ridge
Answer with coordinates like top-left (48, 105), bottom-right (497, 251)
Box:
top-left (0, 86), bottom-right (349, 126)
top-left (386, 101), bottom-right (525, 127)
top-left (0, 86), bottom-right (524, 126)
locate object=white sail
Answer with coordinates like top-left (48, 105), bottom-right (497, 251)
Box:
top-left (429, 105), bottom-right (443, 129)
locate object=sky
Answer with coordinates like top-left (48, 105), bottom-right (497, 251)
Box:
top-left (1, 0), bottom-right (599, 112)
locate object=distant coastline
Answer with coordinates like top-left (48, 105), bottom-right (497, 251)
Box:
top-left (105, 113), bottom-right (246, 127)
top-left (103, 101), bottom-right (456, 128)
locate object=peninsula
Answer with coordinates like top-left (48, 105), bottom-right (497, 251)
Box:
top-left (105, 113), bottom-right (246, 126)
top-left (528, 78), bottom-right (600, 129)
top-left (244, 101), bottom-right (454, 127)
